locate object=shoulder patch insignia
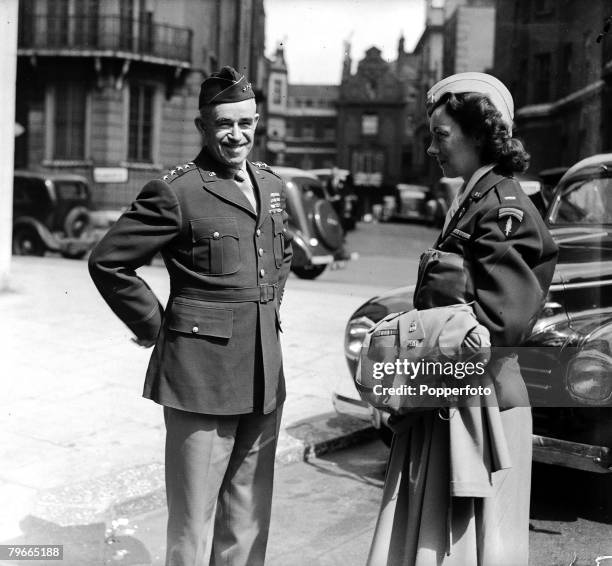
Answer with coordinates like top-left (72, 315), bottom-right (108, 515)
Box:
top-left (498, 206), bottom-right (524, 237)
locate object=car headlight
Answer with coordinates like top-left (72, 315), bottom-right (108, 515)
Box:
top-left (566, 349), bottom-right (612, 405)
top-left (344, 316), bottom-right (375, 361)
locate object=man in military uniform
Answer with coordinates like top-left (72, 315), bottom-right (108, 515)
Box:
top-left (89, 66), bottom-right (293, 565)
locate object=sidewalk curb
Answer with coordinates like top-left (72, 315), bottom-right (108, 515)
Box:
top-left (30, 414), bottom-right (376, 528)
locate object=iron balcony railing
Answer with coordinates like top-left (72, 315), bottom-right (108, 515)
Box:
top-left (18, 14), bottom-right (192, 64)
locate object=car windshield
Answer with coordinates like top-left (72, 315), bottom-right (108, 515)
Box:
top-left (548, 175), bottom-right (612, 225)
top-left (56, 181), bottom-right (88, 200)
top-left (294, 178), bottom-right (327, 200)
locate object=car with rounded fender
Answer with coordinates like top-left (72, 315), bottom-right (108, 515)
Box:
top-left (273, 166), bottom-right (349, 279)
top-left (308, 168), bottom-right (359, 231)
top-left (12, 171), bottom-right (98, 259)
top-left (334, 154), bottom-right (612, 475)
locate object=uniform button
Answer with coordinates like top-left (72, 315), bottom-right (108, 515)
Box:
top-left (256, 229), bottom-right (261, 237)
top-left (192, 326), bottom-right (199, 334)
top-left (212, 231), bottom-right (220, 239)
top-left (258, 248), bottom-right (264, 256)
top-left (259, 269), bottom-right (265, 277)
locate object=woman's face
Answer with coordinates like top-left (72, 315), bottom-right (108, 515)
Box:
top-left (427, 105), bottom-right (482, 179)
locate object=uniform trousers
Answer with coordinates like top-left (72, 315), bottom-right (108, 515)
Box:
top-left (163, 405), bottom-right (282, 566)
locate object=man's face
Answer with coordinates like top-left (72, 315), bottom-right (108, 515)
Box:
top-left (195, 98), bottom-right (259, 169)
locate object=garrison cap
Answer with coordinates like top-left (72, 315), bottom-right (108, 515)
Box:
top-left (198, 66), bottom-right (255, 109)
top-left (427, 72), bottom-right (514, 133)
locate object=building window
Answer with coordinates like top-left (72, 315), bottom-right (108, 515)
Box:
top-left (129, 84), bottom-right (154, 162)
top-left (351, 150), bottom-right (385, 186)
top-left (560, 43), bottom-right (573, 95)
top-left (361, 113), bottom-right (379, 136)
top-left (324, 125), bottom-right (335, 140)
top-left (53, 82), bottom-right (86, 160)
top-left (302, 122), bottom-right (314, 138)
top-left (534, 53), bottom-right (551, 103)
top-left (272, 79), bottom-right (282, 105)
top-left (534, 0), bottom-right (553, 16)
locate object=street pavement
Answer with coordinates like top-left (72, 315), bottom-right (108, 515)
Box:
top-left (0, 220), bottom-right (429, 546)
top-left (2, 220), bottom-right (612, 565)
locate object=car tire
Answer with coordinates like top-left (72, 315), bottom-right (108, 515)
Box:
top-left (12, 226), bottom-right (46, 256)
top-left (291, 265), bottom-right (327, 279)
top-left (313, 199), bottom-right (344, 249)
top-left (64, 206), bottom-right (92, 238)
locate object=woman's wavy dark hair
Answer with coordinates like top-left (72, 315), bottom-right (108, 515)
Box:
top-left (427, 92), bottom-right (530, 175)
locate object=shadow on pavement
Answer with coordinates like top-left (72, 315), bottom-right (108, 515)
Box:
top-left (2, 515), bottom-right (152, 566)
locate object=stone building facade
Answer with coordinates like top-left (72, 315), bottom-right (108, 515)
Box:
top-left (265, 46), bottom-right (338, 170)
top-left (494, 0), bottom-right (609, 172)
top-left (336, 43), bottom-right (418, 193)
top-left (15, 0), bottom-right (267, 209)
top-left (411, 0), bottom-right (496, 184)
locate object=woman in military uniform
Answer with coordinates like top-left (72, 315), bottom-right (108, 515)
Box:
top-left (367, 73), bottom-right (558, 565)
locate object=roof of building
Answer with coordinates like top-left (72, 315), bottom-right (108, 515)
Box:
top-left (288, 84), bottom-right (339, 99)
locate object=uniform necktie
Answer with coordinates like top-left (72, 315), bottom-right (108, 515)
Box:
top-left (234, 169), bottom-right (258, 213)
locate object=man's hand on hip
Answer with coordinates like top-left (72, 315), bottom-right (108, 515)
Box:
top-left (131, 337), bottom-right (156, 348)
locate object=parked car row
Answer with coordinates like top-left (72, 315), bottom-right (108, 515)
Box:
top-left (334, 153), bottom-right (612, 476)
top-left (11, 166), bottom-right (353, 281)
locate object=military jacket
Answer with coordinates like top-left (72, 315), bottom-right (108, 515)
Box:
top-left (88, 149), bottom-right (293, 415)
top-left (414, 169), bottom-right (559, 407)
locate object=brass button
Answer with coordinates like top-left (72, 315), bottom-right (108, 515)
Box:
top-left (259, 269), bottom-right (265, 277)
top-left (256, 229), bottom-right (261, 237)
top-left (258, 248), bottom-right (264, 256)
top-left (192, 326), bottom-right (199, 334)
top-left (212, 231), bottom-right (220, 239)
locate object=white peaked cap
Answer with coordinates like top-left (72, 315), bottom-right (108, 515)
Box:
top-left (427, 72), bottom-right (514, 133)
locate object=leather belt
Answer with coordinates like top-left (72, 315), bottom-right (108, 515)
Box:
top-left (172, 284), bottom-right (277, 304)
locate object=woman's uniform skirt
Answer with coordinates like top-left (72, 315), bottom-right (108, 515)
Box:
top-left (366, 407), bottom-right (532, 566)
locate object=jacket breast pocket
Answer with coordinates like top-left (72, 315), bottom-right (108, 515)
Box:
top-left (190, 217), bottom-right (241, 275)
top-left (272, 213), bottom-right (285, 269)
top-left (167, 298), bottom-right (233, 339)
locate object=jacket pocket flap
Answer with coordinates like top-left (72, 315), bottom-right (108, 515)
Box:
top-left (168, 299), bottom-right (233, 338)
top-left (191, 217), bottom-right (239, 242)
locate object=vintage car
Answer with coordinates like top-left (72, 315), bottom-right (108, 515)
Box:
top-left (12, 171), bottom-right (98, 259)
top-left (273, 166), bottom-right (349, 279)
top-left (334, 154), bottom-right (612, 474)
top-left (382, 183), bottom-right (431, 223)
top-left (308, 168), bottom-right (359, 231)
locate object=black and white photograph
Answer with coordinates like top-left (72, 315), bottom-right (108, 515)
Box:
top-left (1, 0), bottom-right (612, 564)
